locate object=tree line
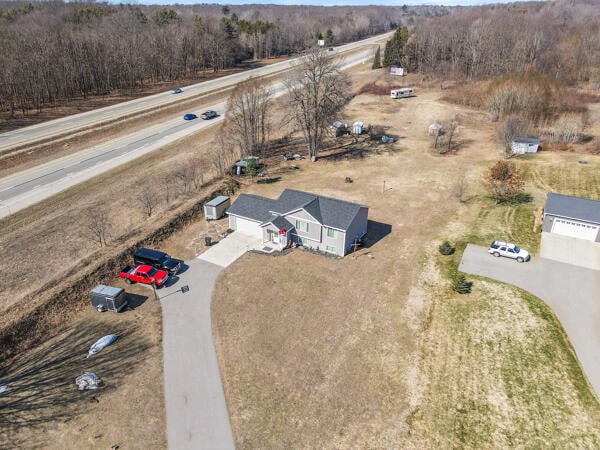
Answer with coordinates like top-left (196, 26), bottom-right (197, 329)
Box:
top-left (382, 0), bottom-right (599, 85)
top-left (0, 1), bottom-right (425, 118)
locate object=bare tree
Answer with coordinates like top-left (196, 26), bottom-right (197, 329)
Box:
top-left (208, 128), bottom-right (243, 178)
top-left (188, 156), bottom-right (204, 190)
top-left (161, 174), bottom-right (173, 205)
top-left (82, 206), bottom-right (112, 247)
top-left (174, 163), bottom-right (194, 194)
top-left (285, 47), bottom-right (351, 161)
top-left (498, 115), bottom-right (530, 156)
top-left (452, 176), bottom-right (469, 203)
top-left (226, 77), bottom-right (272, 159)
top-left (138, 189), bottom-right (159, 217)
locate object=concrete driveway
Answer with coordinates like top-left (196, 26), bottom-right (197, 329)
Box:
top-left (540, 232), bottom-right (600, 271)
top-left (460, 244), bottom-right (600, 397)
top-left (160, 231), bottom-right (262, 449)
top-left (199, 232), bottom-right (262, 267)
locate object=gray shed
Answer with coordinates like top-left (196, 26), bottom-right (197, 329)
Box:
top-left (204, 195), bottom-right (231, 220)
top-left (90, 285), bottom-right (128, 313)
top-left (511, 137), bottom-right (540, 154)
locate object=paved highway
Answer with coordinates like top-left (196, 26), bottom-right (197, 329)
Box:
top-left (0, 36), bottom-right (388, 219)
top-left (0, 33), bottom-right (391, 155)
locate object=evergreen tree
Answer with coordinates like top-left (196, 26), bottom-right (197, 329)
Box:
top-left (452, 273), bottom-right (472, 294)
top-left (325, 28), bottom-right (334, 44)
top-left (372, 46), bottom-right (382, 69)
top-left (383, 26), bottom-right (409, 67)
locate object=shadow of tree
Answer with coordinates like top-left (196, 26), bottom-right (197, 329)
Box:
top-left (0, 320), bottom-right (150, 446)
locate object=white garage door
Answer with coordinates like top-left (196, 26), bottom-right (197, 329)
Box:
top-left (234, 217), bottom-right (263, 239)
top-left (551, 218), bottom-right (599, 241)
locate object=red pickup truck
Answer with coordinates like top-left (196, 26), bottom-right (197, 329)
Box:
top-left (120, 264), bottom-right (169, 288)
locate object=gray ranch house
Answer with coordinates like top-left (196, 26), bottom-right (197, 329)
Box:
top-left (542, 192), bottom-right (600, 242)
top-left (227, 189), bottom-right (369, 256)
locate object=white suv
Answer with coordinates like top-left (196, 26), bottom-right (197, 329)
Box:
top-left (488, 241), bottom-right (530, 262)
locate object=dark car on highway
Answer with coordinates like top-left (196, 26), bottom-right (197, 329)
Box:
top-left (172, 88), bottom-right (183, 94)
top-left (183, 113), bottom-right (197, 120)
top-left (200, 110), bottom-right (218, 120)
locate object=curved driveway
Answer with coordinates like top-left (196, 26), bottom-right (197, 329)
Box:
top-left (460, 244), bottom-right (600, 397)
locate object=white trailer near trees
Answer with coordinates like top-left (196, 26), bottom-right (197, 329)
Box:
top-left (204, 196), bottom-right (231, 220)
top-left (390, 88), bottom-right (414, 98)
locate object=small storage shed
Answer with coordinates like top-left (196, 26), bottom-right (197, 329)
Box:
top-left (511, 137), bottom-right (540, 154)
top-left (204, 195), bottom-right (231, 220)
top-left (90, 285), bottom-right (128, 313)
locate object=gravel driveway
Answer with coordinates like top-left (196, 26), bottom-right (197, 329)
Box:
top-left (460, 244), bottom-right (600, 397)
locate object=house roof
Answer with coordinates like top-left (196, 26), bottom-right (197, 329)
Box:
top-left (261, 215), bottom-right (295, 231)
top-left (228, 189), bottom-right (368, 231)
top-left (545, 192), bottom-right (600, 224)
top-left (273, 189), bottom-right (367, 230)
top-left (226, 194), bottom-right (277, 222)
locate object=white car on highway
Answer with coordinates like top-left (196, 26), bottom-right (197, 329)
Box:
top-left (488, 241), bottom-right (530, 262)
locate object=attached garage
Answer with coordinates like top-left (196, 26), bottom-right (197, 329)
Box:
top-left (551, 218), bottom-right (599, 241)
top-left (232, 217), bottom-right (263, 239)
top-left (542, 193), bottom-right (600, 243)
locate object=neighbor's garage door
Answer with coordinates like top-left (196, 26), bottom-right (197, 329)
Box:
top-left (551, 218), bottom-right (599, 241)
top-left (234, 217), bottom-right (263, 239)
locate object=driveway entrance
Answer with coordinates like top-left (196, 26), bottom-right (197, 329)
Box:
top-left (460, 244), bottom-right (600, 397)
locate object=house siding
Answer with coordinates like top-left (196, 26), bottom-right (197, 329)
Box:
top-left (320, 227), bottom-right (346, 255)
top-left (343, 207), bottom-right (369, 255)
top-left (285, 209), bottom-right (322, 243)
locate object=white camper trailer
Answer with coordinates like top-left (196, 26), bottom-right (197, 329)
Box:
top-left (390, 88), bottom-right (414, 99)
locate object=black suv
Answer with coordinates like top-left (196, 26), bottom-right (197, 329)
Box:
top-left (133, 248), bottom-right (182, 276)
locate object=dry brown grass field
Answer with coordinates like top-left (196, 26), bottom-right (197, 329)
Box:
top-left (1, 63), bottom-right (600, 447)
top-left (212, 70), bottom-right (600, 447)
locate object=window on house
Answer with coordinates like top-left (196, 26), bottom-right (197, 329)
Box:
top-left (326, 245), bottom-right (336, 253)
top-left (296, 220), bottom-right (309, 233)
top-left (327, 228), bottom-right (336, 238)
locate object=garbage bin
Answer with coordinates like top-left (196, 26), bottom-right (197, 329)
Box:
top-left (204, 236), bottom-right (212, 246)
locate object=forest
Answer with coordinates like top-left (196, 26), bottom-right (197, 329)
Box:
top-left (0, 1), bottom-right (419, 117)
top-left (0, 0), bottom-right (598, 121)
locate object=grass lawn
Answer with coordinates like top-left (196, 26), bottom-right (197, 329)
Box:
top-left (211, 78), bottom-right (600, 447)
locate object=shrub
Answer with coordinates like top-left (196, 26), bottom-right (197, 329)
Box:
top-left (452, 273), bottom-right (472, 294)
top-left (483, 160), bottom-right (525, 203)
top-left (438, 241), bottom-right (455, 255)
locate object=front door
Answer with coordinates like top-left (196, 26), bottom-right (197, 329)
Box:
top-left (271, 231), bottom-right (279, 244)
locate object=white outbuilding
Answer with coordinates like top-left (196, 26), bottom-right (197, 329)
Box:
top-left (511, 137), bottom-right (540, 154)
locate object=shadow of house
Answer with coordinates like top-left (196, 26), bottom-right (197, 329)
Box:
top-left (0, 321), bottom-right (151, 447)
top-left (360, 220), bottom-right (393, 249)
